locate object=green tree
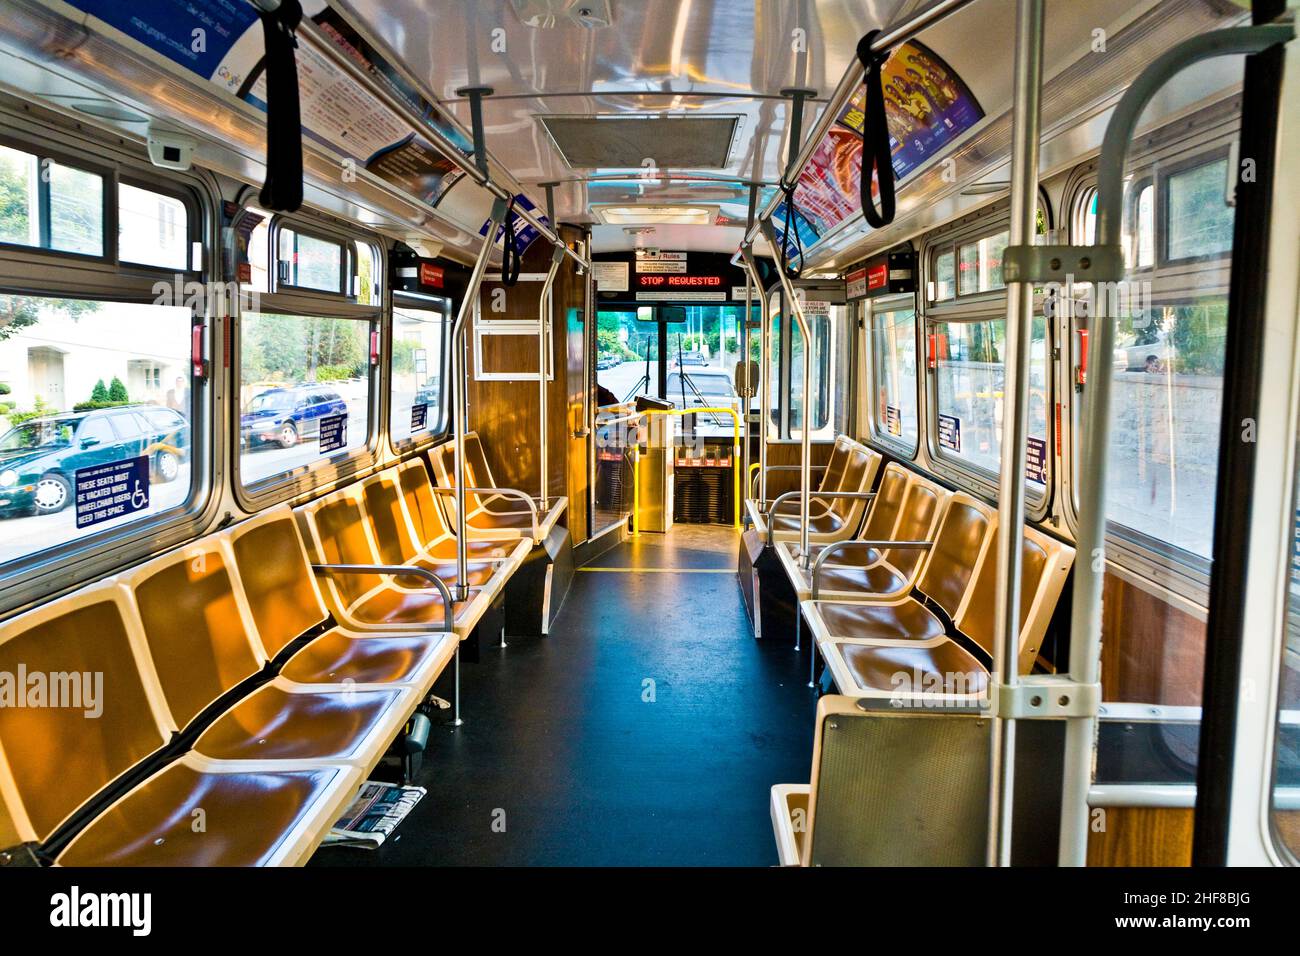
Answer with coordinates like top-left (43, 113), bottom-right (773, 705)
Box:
top-left (90, 379), bottom-right (108, 403)
top-left (108, 377), bottom-right (128, 403)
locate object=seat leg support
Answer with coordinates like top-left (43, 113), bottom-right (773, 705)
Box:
top-left (794, 611), bottom-right (801, 652)
top-left (452, 643), bottom-right (465, 727)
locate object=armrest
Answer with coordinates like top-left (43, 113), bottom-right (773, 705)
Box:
top-left (765, 490), bottom-right (877, 548)
top-left (312, 563), bottom-right (455, 633)
top-left (810, 540), bottom-right (933, 600)
top-left (431, 485), bottom-right (540, 539)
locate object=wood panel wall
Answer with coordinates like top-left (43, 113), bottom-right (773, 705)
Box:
top-left (1100, 571), bottom-right (1205, 706)
top-left (467, 225), bottom-right (588, 537)
top-left (1086, 807), bottom-right (1194, 866)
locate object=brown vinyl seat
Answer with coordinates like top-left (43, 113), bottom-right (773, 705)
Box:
top-left (395, 459), bottom-right (516, 561)
top-left (429, 432), bottom-right (568, 543)
top-left (295, 486), bottom-right (513, 637)
top-left (117, 541), bottom-right (415, 767)
top-left (223, 506), bottom-right (459, 690)
top-left (0, 584), bottom-right (361, 866)
top-left (745, 434), bottom-right (852, 534)
top-left (778, 465), bottom-right (948, 602)
top-left (801, 493), bottom-right (998, 683)
top-left (750, 437), bottom-right (882, 546)
top-left (817, 523), bottom-right (1075, 704)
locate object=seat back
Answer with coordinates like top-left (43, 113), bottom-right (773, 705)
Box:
top-left (430, 439), bottom-right (488, 513)
top-left (296, 488), bottom-right (383, 608)
top-left (362, 470), bottom-right (422, 566)
top-left (225, 506), bottom-right (329, 658)
top-left (827, 443), bottom-right (882, 528)
top-left (914, 494), bottom-right (997, 622)
top-left (397, 458), bottom-right (453, 547)
top-left (814, 435), bottom-right (853, 499)
top-left (119, 541), bottom-right (263, 730)
top-left (0, 584), bottom-right (168, 843)
top-left (857, 463), bottom-right (910, 542)
top-left (884, 476), bottom-right (948, 578)
top-left (465, 432), bottom-right (498, 490)
top-left (957, 525), bottom-right (1076, 673)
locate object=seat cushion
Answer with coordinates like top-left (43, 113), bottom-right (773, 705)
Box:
top-left (422, 537), bottom-right (515, 561)
top-left (804, 543), bottom-right (881, 567)
top-left (194, 685), bottom-right (403, 762)
top-left (281, 628), bottom-right (450, 686)
top-left (467, 509), bottom-right (536, 531)
top-left (838, 639), bottom-right (989, 696)
top-left (57, 762), bottom-right (345, 866)
top-left (815, 599), bottom-right (947, 642)
top-left (770, 512), bottom-right (845, 535)
top-left (395, 558), bottom-right (497, 589)
top-left (349, 587), bottom-right (479, 627)
top-left (814, 562), bottom-right (909, 597)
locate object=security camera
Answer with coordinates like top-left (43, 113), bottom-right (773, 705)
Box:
top-left (146, 127), bottom-right (198, 171)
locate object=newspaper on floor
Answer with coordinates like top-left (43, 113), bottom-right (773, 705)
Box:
top-left (322, 781), bottom-right (427, 849)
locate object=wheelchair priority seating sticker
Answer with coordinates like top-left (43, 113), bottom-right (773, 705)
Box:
top-left (319, 413), bottom-right (348, 454)
top-left (1026, 436), bottom-right (1048, 485)
top-left (75, 456), bottom-right (150, 529)
top-left (411, 403), bottom-right (428, 431)
top-left (938, 414), bottom-right (962, 452)
top-left (885, 404), bottom-right (902, 437)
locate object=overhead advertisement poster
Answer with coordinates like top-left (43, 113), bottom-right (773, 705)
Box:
top-left (772, 40), bottom-right (983, 258)
top-left (63, 0), bottom-right (471, 205)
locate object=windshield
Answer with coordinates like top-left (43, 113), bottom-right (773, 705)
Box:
top-left (0, 418), bottom-right (78, 452)
top-left (247, 391), bottom-right (294, 413)
top-left (666, 373), bottom-right (735, 397)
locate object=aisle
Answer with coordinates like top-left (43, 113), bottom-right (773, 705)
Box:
top-left (313, 525), bottom-right (814, 866)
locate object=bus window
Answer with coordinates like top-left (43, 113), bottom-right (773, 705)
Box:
top-left (870, 301), bottom-right (919, 454)
top-left (390, 299), bottom-right (449, 447)
top-left (0, 143), bottom-right (105, 258)
top-left (957, 230), bottom-right (1009, 295)
top-left (118, 183), bottom-right (190, 271)
top-left (1072, 153), bottom-right (1235, 562)
top-left (0, 297), bottom-right (196, 569)
top-left (1273, 427), bottom-right (1300, 862)
top-left (932, 316), bottom-right (1049, 485)
top-left (238, 314), bottom-right (373, 488)
top-left (277, 227), bottom-right (346, 294)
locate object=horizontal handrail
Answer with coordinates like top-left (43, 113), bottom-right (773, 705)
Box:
top-left (810, 538), bottom-right (933, 600)
top-left (312, 562), bottom-right (456, 633)
top-left (764, 490), bottom-right (877, 548)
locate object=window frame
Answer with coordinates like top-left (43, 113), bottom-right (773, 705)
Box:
top-left (388, 289), bottom-right (452, 455)
top-left (1157, 146), bottom-right (1235, 269)
top-left (919, 207), bottom-right (1054, 517)
top-left (270, 218), bottom-right (359, 299)
top-left (0, 134), bottom-right (115, 265)
top-left (116, 174), bottom-right (204, 274)
top-left (233, 210), bottom-right (384, 511)
top-left (766, 284), bottom-right (847, 442)
top-left (865, 292), bottom-right (921, 458)
top-left (1061, 112), bottom-right (1239, 599)
top-left (0, 114), bottom-right (220, 615)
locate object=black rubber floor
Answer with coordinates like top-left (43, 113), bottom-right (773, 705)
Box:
top-left (311, 524), bottom-right (815, 866)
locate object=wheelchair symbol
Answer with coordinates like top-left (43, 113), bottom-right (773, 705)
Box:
top-left (130, 480), bottom-right (148, 510)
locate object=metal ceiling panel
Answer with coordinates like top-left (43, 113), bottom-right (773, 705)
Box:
top-left (540, 114), bottom-right (740, 168)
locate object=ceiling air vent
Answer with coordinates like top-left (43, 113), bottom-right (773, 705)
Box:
top-left (511, 0), bottom-right (612, 28)
top-left (539, 114), bottom-right (739, 170)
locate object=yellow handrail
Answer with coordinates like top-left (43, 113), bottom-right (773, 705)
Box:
top-left (634, 407), bottom-right (743, 530)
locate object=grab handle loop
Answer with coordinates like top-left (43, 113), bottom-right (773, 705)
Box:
top-left (856, 30), bottom-right (896, 229)
top-left (780, 182), bottom-right (803, 280)
top-left (501, 205), bottom-right (522, 287)
top-left (256, 0), bottom-right (304, 212)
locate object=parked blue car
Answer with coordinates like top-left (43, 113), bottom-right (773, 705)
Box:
top-left (240, 385), bottom-right (347, 449)
top-left (0, 405), bottom-right (189, 517)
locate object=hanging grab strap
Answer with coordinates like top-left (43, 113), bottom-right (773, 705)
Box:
top-left (256, 0), bottom-right (304, 212)
top-left (501, 204), bottom-right (522, 287)
top-left (780, 182), bottom-right (803, 280)
top-left (856, 30), bottom-right (896, 229)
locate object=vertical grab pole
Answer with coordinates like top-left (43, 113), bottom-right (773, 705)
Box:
top-left (758, 220), bottom-right (812, 568)
top-left (740, 184), bottom-right (759, 504)
top-left (986, 0), bottom-right (1044, 867)
top-left (739, 244), bottom-right (769, 506)
top-left (1057, 23), bottom-right (1289, 867)
top-left (451, 197), bottom-right (508, 600)
top-left (539, 245), bottom-right (564, 511)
